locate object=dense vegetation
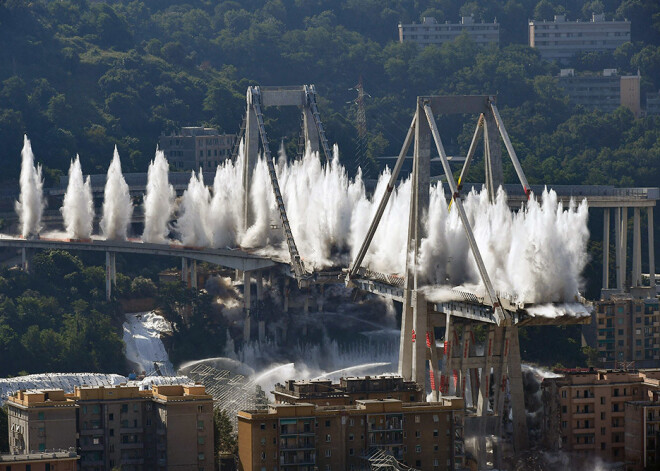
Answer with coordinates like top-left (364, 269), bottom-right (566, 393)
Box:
top-left (0, 250), bottom-right (227, 377)
top-left (0, 0), bottom-right (659, 183)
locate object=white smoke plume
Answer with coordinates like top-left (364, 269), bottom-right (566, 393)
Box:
top-left (15, 135), bottom-right (44, 238)
top-left (176, 170), bottom-right (212, 247)
top-left (61, 155), bottom-right (94, 239)
top-left (171, 142), bottom-right (589, 304)
top-left (142, 149), bottom-right (174, 243)
top-left (100, 146), bottom-right (133, 240)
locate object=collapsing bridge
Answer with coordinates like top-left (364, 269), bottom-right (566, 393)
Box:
top-left (1, 87), bottom-right (658, 468)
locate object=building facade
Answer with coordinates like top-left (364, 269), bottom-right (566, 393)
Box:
top-left (6, 384), bottom-right (214, 471)
top-left (529, 13), bottom-right (631, 62)
top-left (0, 450), bottom-right (79, 471)
top-left (595, 295), bottom-right (660, 368)
top-left (159, 127), bottom-right (235, 171)
top-left (647, 91), bottom-right (660, 115)
top-left (398, 16), bottom-right (499, 48)
top-left (542, 369), bottom-right (660, 463)
top-left (7, 389), bottom-right (78, 455)
top-left (558, 68), bottom-right (641, 117)
top-left (273, 376), bottom-right (425, 406)
top-left (238, 397), bottom-right (465, 471)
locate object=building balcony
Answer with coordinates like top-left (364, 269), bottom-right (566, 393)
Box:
top-left (279, 444), bottom-right (315, 451)
top-left (573, 443), bottom-right (596, 450)
top-left (121, 458), bottom-right (144, 465)
top-left (81, 444), bottom-right (104, 451)
top-left (120, 442), bottom-right (144, 449)
top-left (572, 397), bottom-right (596, 403)
top-left (80, 429), bottom-right (104, 436)
top-left (120, 427), bottom-right (143, 434)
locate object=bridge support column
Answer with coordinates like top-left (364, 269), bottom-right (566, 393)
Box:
top-left (283, 278), bottom-right (290, 313)
top-left (255, 270), bottom-right (263, 300)
top-left (412, 291), bottom-right (428, 388)
top-left (105, 251), bottom-right (116, 301)
top-left (303, 107), bottom-right (320, 155)
top-left (483, 110), bottom-right (503, 201)
top-left (243, 271), bottom-right (252, 341)
top-left (191, 260), bottom-right (198, 290)
top-left (603, 208), bottom-right (610, 290)
top-left (182, 258), bottom-right (188, 285)
top-left (649, 207), bottom-right (656, 290)
top-left (615, 208), bottom-right (622, 290)
top-left (258, 321), bottom-right (266, 344)
top-left (633, 208), bottom-right (642, 287)
top-left (507, 325), bottom-right (528, 454)
top-left (621, 207), bottom-right (628, 289)
top-left (20, 247), bottom-right (31, 273)
top-left (244, 92), bottom-right (259, 231)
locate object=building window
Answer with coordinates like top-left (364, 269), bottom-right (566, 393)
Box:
top-left (325, 420), bottom-right (331, 427)
top-left (198, 405), bottom-right (204, 413)
top-left (261, 452), bottom-right (266, 460)
top-left (109, 413), bottom-right (114, 421)
top-left (349, 419), bottom-right (354, 426)
top-left (349, 434), bottom-right (354, 441)
top-left (415, 415), bottom-right (420, 423)
top-left (433, 429), bottom-right (438, 437)
top-left (121, 404), bottom-right (128, 413)
top-left (433, 414), bottom-right (439, 422)
top-left (261, 438), bottom-right (266, 445)
top-left (416, 431), bottom-right (421, 438)
top-left (38, 412), bottom-right (44, 420)
top-left (198, 453), bottom-right (205, 460)
top-left (260, 423), bottom-right (266, 430)
top-left (198, 420), bottom-right (205, 430)
top-left (38, 443), bottom-right (45, 451)
top-left (198, 436), bottom-right (205, 445)
top-left (326, 434), bottom-right (331, 442)
top-left (325, 449), bottom-right (331, 457)
top-left (416, 445), bottom-right (422, 453)
top-left (349, 448), bottom-right (354, 456)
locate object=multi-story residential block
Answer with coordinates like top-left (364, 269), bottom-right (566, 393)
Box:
top-left (238, 397), bottom-right (465, 471)
top-left (647, 91), bottom-right (660, 115)
top-left (398, 16), bottom-right (499, 48)
top-left (595, 295), bottom-right (660, 368)
top-left (6, 384), bottom-right (214, 471)
top-left (7, 389), bottom-right (78, 455)
top-left (529, 13), bottom-right (631, 62)
top-left (557, 68), bottom-right (641, 117)
top-left (0, 449), bottom-right (79, 470)
top-left (273, 375), bottom-right (424, 406)
top-left (625, 397), bottom-right (660, 471)
top-left (542, 369), bottom-right (660, 463)
top-left (159, 127), bottom-right (235, 171)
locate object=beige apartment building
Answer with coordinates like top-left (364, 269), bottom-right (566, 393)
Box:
top-left (273, 376), bottom-right (425, 406)
top-left (238, 397), bottom-right (465, 471)
top-left (7, 389), bottom-right (78, 455)
top-left (6, 384), bottom-right (214, 471)
top-left (558, 68), bottom-right (641, 117)
top-left (595, 295), bottom-right (660, 368)
top-left (542, 369), bottom-right (660, 463)
top-left (529, 13), bottom-right (631, 62)
top-left (398, 16), bottom-right (499, 48)
top-left (159, 127), bottom-right (235, 171)
top-left (0, 450), bottom-right (79, 470)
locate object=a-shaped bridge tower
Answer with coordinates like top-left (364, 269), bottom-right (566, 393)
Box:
top-left (347, 95), bottom-right (590, 466)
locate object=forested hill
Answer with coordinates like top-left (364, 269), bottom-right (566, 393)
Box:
top-left (0, 0), bottom-right (659, 188)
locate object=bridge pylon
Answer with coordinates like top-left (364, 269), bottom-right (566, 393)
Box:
top-left (239, 85), bottom-right (332, 286)
top-left (347, 95), bottom-right (535, 464)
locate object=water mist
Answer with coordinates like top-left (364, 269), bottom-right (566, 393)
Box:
top-left (142, 150), bottom-right (174, 243)
top-left (15, 135), bottom-right (44, 238)
top-left (61, 155), bottom-right (94, 239)
top-left (100, 146), bottom-right (133, 240)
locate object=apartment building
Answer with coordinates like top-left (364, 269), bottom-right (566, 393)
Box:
top-left (558, 68), bottom-right (641, 117)
top-left (647, 91), bottom-right (660, 115)
top-left (159, 127), bottom-right (235, 171)
top-left (398, 16), bottom-right (499, 48)
top-left (7, 389), bottom-right (78, 455)
top-left (0, 449), bottom-right (79, 470)
top-left (595, 295), bottom-right (660, 368)
top-left (238, 397), bottom-right (465, 471)
top-left (6, 384), bottom-right (214, 471)
top-left (273, 375), bottom-right (425, 406)
top-left (625, 398), bottom-right (660, 471)
top-left (529, 13), bottom-right (631, 62)
top-left (542, 369), bottom-right (660, 463)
